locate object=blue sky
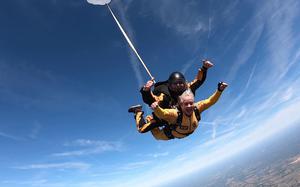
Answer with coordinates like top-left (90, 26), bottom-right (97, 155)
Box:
top-left (1, 0), bottom-right (300, 186)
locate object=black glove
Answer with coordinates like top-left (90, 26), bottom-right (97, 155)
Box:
top-left (218, 82), bottom-right (224, 92)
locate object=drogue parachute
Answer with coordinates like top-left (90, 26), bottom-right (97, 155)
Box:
top-left (87, 0), bottom-right (111, 5)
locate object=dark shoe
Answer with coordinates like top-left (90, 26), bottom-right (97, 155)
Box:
top-left (128, 104), bottom-right (142, 113)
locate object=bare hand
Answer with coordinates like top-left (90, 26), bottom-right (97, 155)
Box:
top-left (143, 80), bottom-right (154, 91)
top-left (203, 60), bottom-right (214, 69)
top-left (151, 102), bottom-right (159, 110)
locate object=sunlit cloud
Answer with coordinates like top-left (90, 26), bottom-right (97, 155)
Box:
top-left (226, 23), bottom-right (264, 83)
top-left (155, 1), bottom-right (208, 37)
top-left (1, 180), bottom-right (49, 186)
top-left (52, 139), bottom-right (123, 157)
top-left (138, 151), bottom-right (169, 159)
top-left (225, 62), bottom-right (257, 113)
top-left (279, 48), bottom-right (300, 80)
top-left (208, 0), bottom-right (300, 143)
top-left (290, 155), bottom-right (300, 165)
top-left (147, 152), bottom-right (169, 158)
top-left (119, 161), bottom-right (151, 170)
top-left (13, 162), bottom-right (90, 170)
top-left (263, 1), bottom-right (299, 80)
top-left (0, 131), bottom-right (23, 141)
top-left (281, 87), bottom-right (294, 102)
top-left (28, 121), bottom-right (42, 139)
top-left (220, 0), bottom-right (299, 86)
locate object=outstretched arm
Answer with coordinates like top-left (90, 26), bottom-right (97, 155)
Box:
top-left (151, 102), bottom-right (178, 124)
top-left (140, 80), bottom-right (157, 106)
top-left (188, 60), bottom-right (214, 93)
top-left (196, 82), bottom-right (228, 112)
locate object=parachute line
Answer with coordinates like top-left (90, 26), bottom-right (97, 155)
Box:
top-left (106, 4), bottom-right (155, 82)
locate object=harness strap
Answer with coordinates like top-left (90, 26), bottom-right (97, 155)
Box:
top-left (163, 127), bottom-right (175, 139)
top-left (176, 107), bottom-right (201, 125)
top-left (164, 106), bottom-right (201, 139)
top-left (173, 129), bottom-right (194, 137)
top-left (194, 107), bottom-right (201, 121)
top-left (176, 110), bottom-right (183, 127)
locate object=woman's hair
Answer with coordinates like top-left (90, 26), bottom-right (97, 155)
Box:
top-left (178, 89), bottom-right (194, 103)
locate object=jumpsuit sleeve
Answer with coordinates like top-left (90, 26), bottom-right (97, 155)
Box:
top-left (196, 90), bottom-right (222, 112)
top-left (188, 66), bottom-right (207, 93)
top-left (140, 87), bottom-right (156, 106)
top-left (153, 106), bottom-right (178, 124)
top-left (140, 87), bottom-right (164, 106)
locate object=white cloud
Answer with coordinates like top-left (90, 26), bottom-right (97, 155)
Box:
top-left (28, 121), bottom-right (42, 139)
top-left (151, 1), bottom-right (208, 37)
top-left (290, 156), bottom-right (300, 164)
top-left (281, 87), bottom-right (294, 102)
top-left (279, 48), bottom-right (300, 80)
top-left (225, 62), bottom-right (257, 113)
top-left (87, 0), bottom-right (111, 6)
top-left (148, 152), bottom-right (169, 158)
top-left (64, 139), bottom-right (116, 147)
top-left (1, 179), bottom-right (49, 186)
top-left (264, 1), bottom-right (298, 77)
top-left (218, 0), bottom-right (299, 86)
top-left (120, 161), bottom-right (151, 170)
top-left (181, 57), bottom-right (200, 75)
top-left (226, 23), bottom-right (264, 83)
top-left (52, 139), bottom-right (123, 157)
top-left (208, 0), bottom-right (300, 142)
top-left (138, 151), bottom-right (169, 159)
top-left (13, 162), bottom-right (90, 170)
top-left (0, 131), bottom-right (23, 141)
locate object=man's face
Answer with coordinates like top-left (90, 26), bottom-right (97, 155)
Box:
top-left (179, 95), bottom-right (195, 116)
top-left (169, 81), bottom-right (187, 94)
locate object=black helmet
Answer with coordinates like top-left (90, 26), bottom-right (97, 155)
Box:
top-left (168, 72), bottom-right (186, 84)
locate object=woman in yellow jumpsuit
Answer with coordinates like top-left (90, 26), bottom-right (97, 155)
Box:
top-left (135, 82), bottom-right (228, 140)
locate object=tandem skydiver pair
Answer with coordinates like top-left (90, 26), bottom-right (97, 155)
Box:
top-left (128, 60), bottom-right (228, 140)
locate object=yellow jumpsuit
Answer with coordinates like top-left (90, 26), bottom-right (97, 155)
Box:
top-left (135, 90), bottom-right (222, 140)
